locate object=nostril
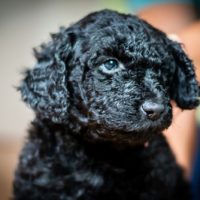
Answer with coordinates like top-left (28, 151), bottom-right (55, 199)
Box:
top-left (145, 109), bottom-right (155, 116)
top-left (141, 101), bottom-right (164, 120)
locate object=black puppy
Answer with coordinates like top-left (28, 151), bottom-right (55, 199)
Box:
top-left (13, 10), bottom-right (199, 200)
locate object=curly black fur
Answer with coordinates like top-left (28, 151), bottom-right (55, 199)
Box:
top-left (13, 10), bottom-right (199, 200)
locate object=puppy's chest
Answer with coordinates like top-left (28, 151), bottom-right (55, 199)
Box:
top-left (61, 142), bottom-right (179, 200)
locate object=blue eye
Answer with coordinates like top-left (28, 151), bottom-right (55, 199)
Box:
top-left (104, 59), bottom-right (119, 70)
top-left (99, 59), bottom-right (124, 74)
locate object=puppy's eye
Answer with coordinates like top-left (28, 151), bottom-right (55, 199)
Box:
top-left (99, 59), bottom-right (124, 74)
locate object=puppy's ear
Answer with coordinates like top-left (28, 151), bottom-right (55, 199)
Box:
top-left (19, 29), bottom-right (76, 123)
top-left (167, 39), bottom-right (199, 109)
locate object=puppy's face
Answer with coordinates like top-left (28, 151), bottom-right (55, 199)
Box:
top-left (20, 10), bottom-right (199, 145)
top-left (71, 25), bottom-right (173, 144)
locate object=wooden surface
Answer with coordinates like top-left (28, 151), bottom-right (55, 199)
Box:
top-left (0, 140), bottom-right (22, 200)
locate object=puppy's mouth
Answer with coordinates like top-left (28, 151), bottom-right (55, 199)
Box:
top-left (85, 128), bottom-right (161, 146)
top-left (85, 115), bottom-right (172, 146)
top-left (83, 102), bottom-right (172, 145)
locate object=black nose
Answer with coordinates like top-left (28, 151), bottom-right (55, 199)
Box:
top-left (141, 101), bottom-right (164, 120)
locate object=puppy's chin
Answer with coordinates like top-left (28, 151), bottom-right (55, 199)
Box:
top-left (84, 123), bottom-right (170, 146)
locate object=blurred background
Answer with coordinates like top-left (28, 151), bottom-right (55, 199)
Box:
top-left (1, 0), bottom-right (200, 199)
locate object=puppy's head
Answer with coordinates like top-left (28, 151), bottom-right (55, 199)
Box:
top-left (20, 10), bottom-right (199, 145)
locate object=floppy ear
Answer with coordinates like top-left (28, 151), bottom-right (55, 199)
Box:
top-left (19, 29), bottom-right (76, 123)
top-left (167, 39), bottom-right (199, 109)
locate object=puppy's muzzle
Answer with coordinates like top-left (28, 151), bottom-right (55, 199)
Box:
top-left (141, 101), bottom-right (164, 120)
